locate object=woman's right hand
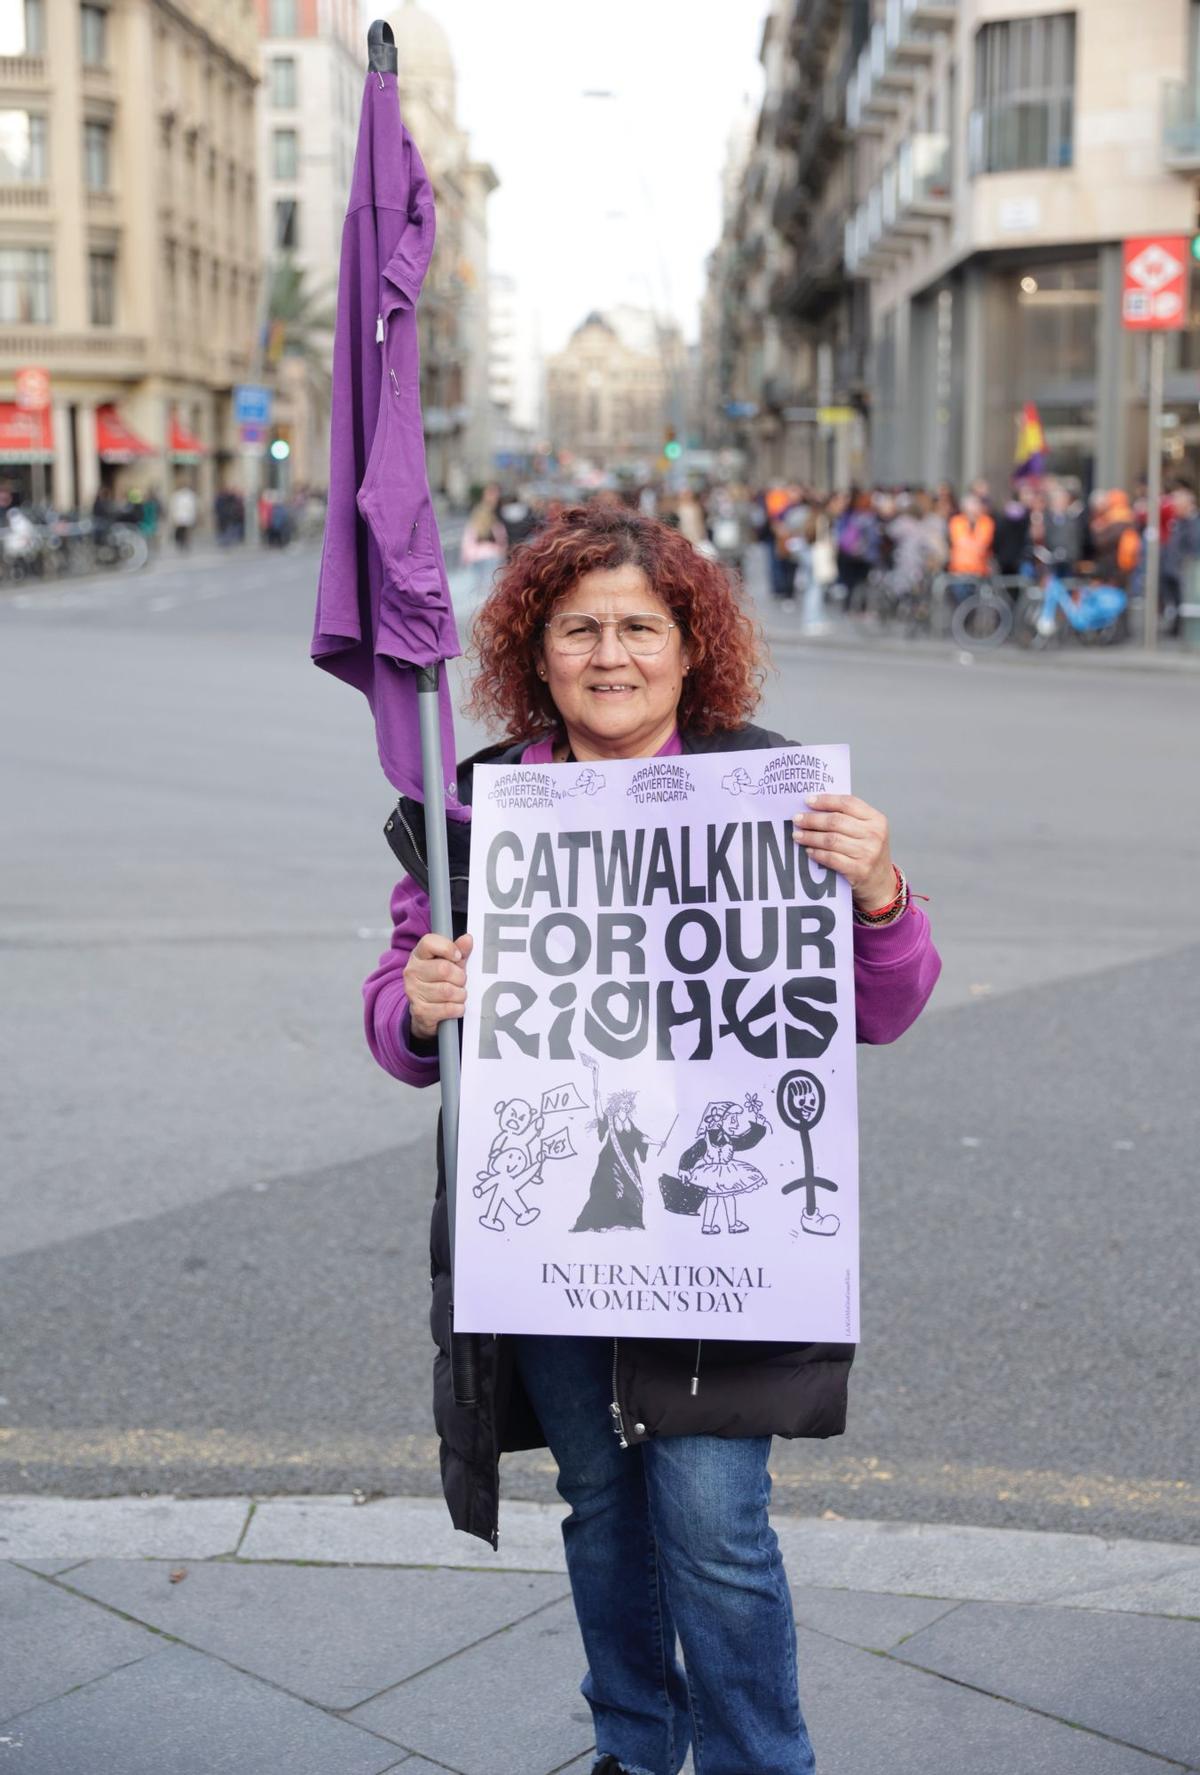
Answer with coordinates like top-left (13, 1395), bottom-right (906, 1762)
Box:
top-left (404, 932), bottom-right (473, 1042)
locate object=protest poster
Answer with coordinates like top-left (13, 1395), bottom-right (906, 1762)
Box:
top-left (454, 746), bottom-right (859, 1343)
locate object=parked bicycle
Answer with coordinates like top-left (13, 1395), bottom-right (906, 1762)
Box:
top-left (943, 574), bottom-right (1015, 649)
top-left (1016, 549), bottom-right (1128, 649)
top-left (869, 567), bottom-right (936, 638)
top-left (0, 515), bottom-right (148, 583)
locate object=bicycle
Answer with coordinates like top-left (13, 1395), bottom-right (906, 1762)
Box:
top-left (944, 574), bottom-right (1014, 649)
top-left (91, 521), bottom-right (149, 573)
top-left (869, 567), bottom-right (935, 638)
top-left (1016, 549), bottom-right (1128, 649)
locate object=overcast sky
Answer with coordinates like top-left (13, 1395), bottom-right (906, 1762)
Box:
top-left (422, 0), bottom-right (766, 353)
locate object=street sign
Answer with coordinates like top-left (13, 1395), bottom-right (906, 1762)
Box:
top-left (14, 366), bottom-right (50, 411)
top-left (234, 384), bottom-right (271, 426)
top-left (239, 422), bottom-right (265, 450)
top-left (1122, 237), bottom-right (1188, 331)
top-left (817, 406), bottom-right (857, 425)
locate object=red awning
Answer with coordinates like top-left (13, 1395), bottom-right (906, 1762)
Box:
top-left (169, 415), bottom-right (208, 460)
top-left (96, 404), bottom-right (156, 465)
top-left (0, 402), bottom-right (53, 463)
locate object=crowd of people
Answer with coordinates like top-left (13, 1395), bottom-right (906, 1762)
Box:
top-left (458, 473), bottom-right (1198, 642)
top-left (752, 476), bottom-right (1199, 638)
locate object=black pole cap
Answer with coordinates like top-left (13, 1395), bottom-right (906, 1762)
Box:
top-left (367, 18), bottom-right (397, 74)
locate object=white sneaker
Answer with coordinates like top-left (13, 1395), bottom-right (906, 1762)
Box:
top-left (801, 1207), bottom-right (840, 1237)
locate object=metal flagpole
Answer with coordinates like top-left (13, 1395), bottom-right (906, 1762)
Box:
top-left (1144, 330), bottom-right (1165, 652)
top-left (371, 14), bottom-right (478, 1407)
top-left (415, 663), bottom-right (478, 1407)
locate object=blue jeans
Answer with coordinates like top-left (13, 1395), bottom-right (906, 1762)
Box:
top-left (513, 1335), bottom-right (817, 1775)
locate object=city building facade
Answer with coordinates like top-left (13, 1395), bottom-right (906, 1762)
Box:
top-left (0, 0), bottom-right (260, 512)
top-left (546, 309), bottom-right (678, 472)
top-left (386, 0), bottom-right (496, 501)
top-left (255, 0), bottom-right (362, 493)
top-left (488, 269), bottom-right (542, 473)
top-left (855, 0), bottom-right (1197, 492)
top-left (704, 0), bottom-right (1200, 494)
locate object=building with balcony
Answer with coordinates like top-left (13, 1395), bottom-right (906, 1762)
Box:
top-left (852, 0), bottom-right (1200, 491)
top-left (705, 0), bottom-right (1200, 494)
top-left (0, 0), bottom-right (260, 513)
top-left (255, 0), bottom-right (362, 493)
top-left (488, 270), bottom-right (543, 472)
top-left (384, 0), bottom-right (497, 503)
top-left (702, 0), bottom-right (872, 489)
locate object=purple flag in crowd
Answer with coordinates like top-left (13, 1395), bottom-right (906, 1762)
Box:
top-left (312, 69), bottom-right (465, 814)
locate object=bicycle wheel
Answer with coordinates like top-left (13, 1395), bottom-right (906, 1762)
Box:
top-left (113, 526), bottom-right (149, 571)
top-left (951, 591), bottom-right (1013, 649)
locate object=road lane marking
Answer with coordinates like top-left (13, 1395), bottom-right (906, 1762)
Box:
top-left (0, 1429), bottom-right (1195, 1526)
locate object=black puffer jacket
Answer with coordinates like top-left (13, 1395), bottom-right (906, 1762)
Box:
top-left (386, 723), bottom-right (855, 1549)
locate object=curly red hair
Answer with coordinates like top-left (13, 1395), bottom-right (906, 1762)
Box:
top-left (467, 504), bottom-right (764, 741)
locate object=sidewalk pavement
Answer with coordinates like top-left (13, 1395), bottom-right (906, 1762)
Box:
top-left (758, 613), bottom-right (1200, 672)
top-left (2, 1495), bottom-right (1197, 1775)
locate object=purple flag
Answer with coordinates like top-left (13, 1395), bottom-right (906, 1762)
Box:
top-left (312, 69), bottom-right (465, 815)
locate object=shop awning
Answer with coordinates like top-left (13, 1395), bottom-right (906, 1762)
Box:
top-left (169, 414), bottom-right (208, 461)
top-left (0, 402), bottom-right (53, 463)
top-left (96, 404), bottom-right (156, 465)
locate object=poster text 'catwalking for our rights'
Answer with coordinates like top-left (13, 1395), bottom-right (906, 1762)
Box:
top-left (454, 746), bottom-right (859, 1343)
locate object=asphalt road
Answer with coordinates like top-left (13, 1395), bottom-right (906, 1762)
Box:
top-left (1, 541), bottom-right (1197, 1542)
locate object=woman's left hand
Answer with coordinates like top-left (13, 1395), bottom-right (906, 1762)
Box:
top-left (792, 794), bottom-right (895, 910)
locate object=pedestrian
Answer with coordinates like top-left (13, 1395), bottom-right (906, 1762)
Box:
top-left (1159, 483), bottom-right (1200, 635)
top-left (674, 487), bottom-right (709, 551)
top-left (364, 502), bottom-right (941, 1775)
top-left (808, 502), bottom-right (838, 626)
top-left (835, 488), bottom-right (878, 614)
top-left (993, 483), bottom-right (1033, 579)
top-left (946, 489), bottom-right (994, 593)
top-left (497, 487), bottom-right (540, 553)
top-left (169, 481), bottom-right (197, 552)
top-left (1090, 489), bottom-right (1140, 590)
top-left (214, 486), bottom-right (241, 547)
top-left (460, 484), bottom-right (506, 597)
top-left (1043, 479), bottom-right (1084, 573)
top-left (266, 493), bottom-right (293, 548)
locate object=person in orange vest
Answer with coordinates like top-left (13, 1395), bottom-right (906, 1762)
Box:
top-left (1090, 490), bottom-right (1141, 590)
top-left (947, 492), bottom-right (995, 578)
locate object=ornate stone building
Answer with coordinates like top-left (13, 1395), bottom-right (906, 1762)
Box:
top-left (547, 311), bottom-right (673, 471)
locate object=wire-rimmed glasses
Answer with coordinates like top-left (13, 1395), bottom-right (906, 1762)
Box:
top-left (543, 612), bottom-right (678, 656)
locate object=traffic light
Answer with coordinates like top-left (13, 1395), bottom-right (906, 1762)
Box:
top-left (663, 426), bottom-right (682, 462)
top-left (269, 437), bottom-right (290, 461)
top-left (1190, 233), bottom-right (1200, 265)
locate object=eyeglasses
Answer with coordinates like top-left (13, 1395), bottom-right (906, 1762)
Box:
top-left (544, 612), bottom-right (679, 656)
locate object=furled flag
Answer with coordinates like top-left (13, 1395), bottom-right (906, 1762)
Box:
top-left (311, 63), bottom-right (463, 813)
top-left (1014, 402), bottom-right (1047, 479)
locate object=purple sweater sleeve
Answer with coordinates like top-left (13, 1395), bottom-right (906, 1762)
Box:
top-left (853, 902), bottom-right (941, 1043)
top-left (364, 877), bottom-right (941, 1079)
top-left (362, 874), bottom-right (440, 1087)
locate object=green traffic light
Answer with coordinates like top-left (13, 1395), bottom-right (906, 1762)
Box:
top-left (1191, 234), bottom-right (1200, 264)
top-left (664, 440), bottom-right (682, 460)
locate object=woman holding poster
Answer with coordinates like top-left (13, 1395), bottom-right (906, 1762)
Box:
top-left (365, 504), bottom-right (941, 1775)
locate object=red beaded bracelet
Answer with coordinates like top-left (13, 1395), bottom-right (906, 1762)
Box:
top-left (857, 864), bottom-right (904, 919)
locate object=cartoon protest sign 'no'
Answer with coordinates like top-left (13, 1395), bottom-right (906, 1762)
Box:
top-left (455, 747), bottom-right (860, 1343)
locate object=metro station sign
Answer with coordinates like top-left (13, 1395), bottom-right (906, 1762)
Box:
top-left (1122, 237), bottom-right (1188, 331)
